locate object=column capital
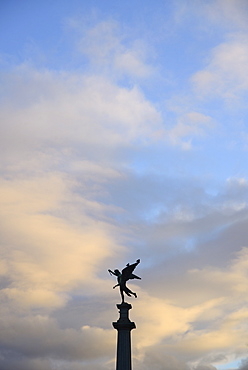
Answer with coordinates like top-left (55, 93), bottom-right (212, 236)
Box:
top-left (116, 302), bottom-right (132, 310)
top-left (113, 320), bottom-right (136, 331)
top-left (113, 302), bottom-right (136, 331)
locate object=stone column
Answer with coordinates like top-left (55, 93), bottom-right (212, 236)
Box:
top-left (113, 302), bottom-right (136, 370)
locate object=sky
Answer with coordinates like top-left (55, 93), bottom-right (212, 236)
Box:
top-left (1, 0), bottom-right (248, 369)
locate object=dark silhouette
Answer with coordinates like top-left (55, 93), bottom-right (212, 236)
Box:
top-left (108, 259), bottom-right (141, 303)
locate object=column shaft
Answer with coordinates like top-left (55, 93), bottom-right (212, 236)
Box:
top-left (113, 303), bottom-right (136, 370)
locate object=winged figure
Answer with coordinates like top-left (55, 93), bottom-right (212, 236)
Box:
top-left (108, 259), bottom-right (141, 303)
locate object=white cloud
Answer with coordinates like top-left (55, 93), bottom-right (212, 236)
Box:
top-left (70, 19), bottom-right (154, 79)
top-left (134, 347), bottom-right (190, 370)
top-left (0, 314), bottom-right (114, 361)
top-left (0, 66), bottom-right (162, 172)
top-left (167, 112), bottom-right (213, 149)
top-left (204, 0), bottom-right (248, 30)
top-left (132, 293), bottom-right (224, 350)
top-left (0, 173), bottom-right (120, 310)
top-left (192, 37), bottom-right (248, 102)
top-left (173, 0), bottom-right (248, 32)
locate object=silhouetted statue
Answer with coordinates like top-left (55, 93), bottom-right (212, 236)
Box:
top-left (108, 259), bottom-right (141, 303)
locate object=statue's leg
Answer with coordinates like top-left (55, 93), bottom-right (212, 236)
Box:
top-left (124, 286), bottom-right (137, 298)
top-left (130, 290), bottom-right (137, 298)
top-left (120, 288), bottom-right (125, 303)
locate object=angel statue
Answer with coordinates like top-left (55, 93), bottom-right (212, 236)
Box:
top-left (108, 259), bottom-right (141, 303)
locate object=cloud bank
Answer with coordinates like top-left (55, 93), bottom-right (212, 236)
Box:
top-left (1, 1), bottom-right (248, 369)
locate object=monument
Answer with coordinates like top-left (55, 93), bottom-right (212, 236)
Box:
top-left (108, 259), bottom-right (141, 370)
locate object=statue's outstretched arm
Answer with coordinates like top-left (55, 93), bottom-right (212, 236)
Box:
top-left (108, 269), bottom-right (117, 276)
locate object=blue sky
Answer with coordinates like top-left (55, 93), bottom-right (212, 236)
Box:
top-left (1, 1), bottom-right (248, 369)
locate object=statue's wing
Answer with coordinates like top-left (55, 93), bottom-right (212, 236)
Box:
top-left (121, 263), bottom-right (139, 282)
top-left (129, 273), bottom-right (141, 280)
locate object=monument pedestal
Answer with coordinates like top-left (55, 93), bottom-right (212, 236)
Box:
top-left (113, 302), bottom-right (136, 370)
